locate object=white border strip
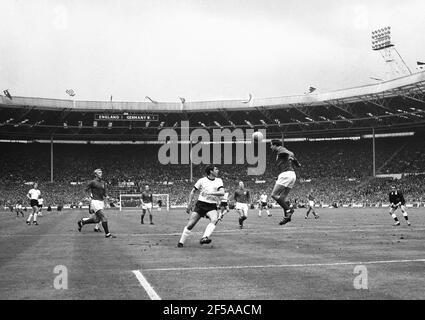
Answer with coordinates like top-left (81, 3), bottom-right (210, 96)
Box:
top-left (142, 258), bottom-right (425, 272)
top-left (132, 270), bottom-right (161, 300)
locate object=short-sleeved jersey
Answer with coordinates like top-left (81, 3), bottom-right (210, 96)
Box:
top-left (222, 192), bottom-right (229, 202)
top-left (142, 191), bottom-right (153, 203)
top-left (234, 188), bottom-right (251, 203)
top-left (38, 198), bottom-right (44, 205)
top-left (274, 146), bottom-right (300, 173)
top-left (194, 177), bottom-right (224, 204)
top-left (260, 194), bottom-right (267, 202)
top-left (389, 190), bottom-right (405, 205)
top-left (28, 188), bottom-right (41, 200)
top-left (86, 179), bottom-right (106, 201)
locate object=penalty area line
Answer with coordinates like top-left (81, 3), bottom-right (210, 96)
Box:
top-left (142, 258), bottom-right (425, 272)
top-left (132, 270), bottom-right (161, 300)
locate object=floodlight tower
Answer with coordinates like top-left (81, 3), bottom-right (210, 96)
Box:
top-left (371, 27), bottom-right (412, 79)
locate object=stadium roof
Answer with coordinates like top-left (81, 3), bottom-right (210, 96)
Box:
top-left (1, 71), bottom-right (425, 140)
top-left (2, 71), bottom-right (425, 112)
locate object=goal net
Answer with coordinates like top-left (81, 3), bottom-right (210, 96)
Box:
top-left (119, 193), bottom-right (169, 211)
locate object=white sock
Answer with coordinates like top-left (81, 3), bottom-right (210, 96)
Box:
top-left (27, 214), bottom-right (33, 222)
top-left (202, 223), bottom-right (216, 238)
top-left (267, 210), bottom-right (270, 215)
top-left (33, 213), bottom-right (38, 222)
top-left (179, 227), bottom-right (191, 244)
top-left (258, 210), bottom-right (262, 216)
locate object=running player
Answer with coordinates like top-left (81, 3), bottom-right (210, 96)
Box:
top-left (270, 139), bottom-right (301, 226)
top-left (15, 200), bottom-right (24, 218)
top-left (218, 190), bottom-right (230, 221)
top-left (77, 169), bottom-right (116, 238)
top-left (141, 185), bottom-right (154, 225)
top-left (234, 181), bottom-right (251, 229)
top-left (305, 191), bottom-right (319, 219)
top-left (177, 165), bottom-right (224, 247)
top-left (388, 186), bottom-right (410, 226)
top-left (26, 182), bottom-right (41, 225)
top-left (258, 192), bottom-right (271, 217)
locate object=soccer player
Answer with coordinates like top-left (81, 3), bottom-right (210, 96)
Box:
top-left (26, 182), bottom-right (41, 225)
top-left (258, 192), bottom-right (271, 217)
top-left (141, 185), bottom-right (154, 225)
top-left (15, 200), bottom-right (24, 218)
top-left (305, 191), bottom-right (319, 219)
top-left (217, 191), bottom-right (230, 222)
top-left (77, 169), bottom-right (116, 238)
top-left (37, 197), bottom-right (44, 216)
top-left (178, 165), bottom-right (224, 247)
top-left (388, 186), bottom-right (410, 226)
top-left (270, 139), bottom-right (301, 226)
top-left (234, 181), bottom-right (251, 229)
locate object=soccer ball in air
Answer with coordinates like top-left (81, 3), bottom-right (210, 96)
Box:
top-left (252, 131), bottom-right (263, 142)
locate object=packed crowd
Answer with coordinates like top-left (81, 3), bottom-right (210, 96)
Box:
top-left (1, 134), bottom-right (424, 208)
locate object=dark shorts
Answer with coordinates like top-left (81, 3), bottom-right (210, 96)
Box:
top-left (30, 199), bottom-right (39, 207)
top-left (260, 202), bottom-right (267, 209)
top-left (219, 201), bottom-right (228, 208)
top-left (38, 204), bottom-right (43, 208)
top-left (194, 201), bottom-right (218, 217)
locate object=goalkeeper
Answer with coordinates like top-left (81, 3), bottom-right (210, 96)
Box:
top-left (388, 185), bottom-right (410, 226)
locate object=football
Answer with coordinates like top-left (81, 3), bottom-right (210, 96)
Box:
top-left (252, 131), bottom-right (263, 141)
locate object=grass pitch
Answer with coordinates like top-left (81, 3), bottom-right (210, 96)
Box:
top-left (0, 207), bottom-right (423, 300)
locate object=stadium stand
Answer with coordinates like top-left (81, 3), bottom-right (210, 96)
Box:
top-left (1, 134), bottom-right (425, 208)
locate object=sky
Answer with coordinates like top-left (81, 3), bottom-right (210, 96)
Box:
top-left (1, 0), bottom-right (425, 102)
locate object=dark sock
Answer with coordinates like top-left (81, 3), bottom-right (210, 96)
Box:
top-left (141, 214), bottom-right (144, 223)
top-left (102, 221), bottom-right (110, 234)
top-left (149, 215), bottom-right (153, 223)
top-left (404, 216), bottom-right (409, 221)
top-left (276, 196), bottom-right (290, 211)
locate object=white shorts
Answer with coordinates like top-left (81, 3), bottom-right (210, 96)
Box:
top-left (276, 171), bottom-right (296, 188)
top-left (235, 202), bottom-right (249, 215)
top-left (142, 202), bottom-right (153, 210)
top-left (90, 199), bottom-right (105, 213)
top-left (308, 200), bottom-right (315, 207)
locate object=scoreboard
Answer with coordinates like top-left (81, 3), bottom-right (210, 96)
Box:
top-left (95, 114), bottom-right (158, 121)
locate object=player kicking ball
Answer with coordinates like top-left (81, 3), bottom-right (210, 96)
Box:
top-left (269, 140), bottom-right (301, 226)
top-left (388, 186), bottom-right (410, 226)
top-left (177, 165), bottom-right (224, 247)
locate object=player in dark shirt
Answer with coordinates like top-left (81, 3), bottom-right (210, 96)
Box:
top-left (141, 185), bottom-right (154, 225)
top-left (77, 169), bottom-right (116, 238)
top-left (233, 181), bottom-right (251, 229)
top-left (270, 139), bottom-right (301, 226)
top-left (305, 192), bottom-right (319, 219)
top-left (388, 186), bottom-right (410, 226)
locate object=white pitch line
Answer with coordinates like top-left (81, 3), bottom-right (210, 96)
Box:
top-left (132, 270), bottom-right (161, 300)
top-left (142, 258), bottom-right (425, 272)
top-left (1, 225), bottom-right (424, 238)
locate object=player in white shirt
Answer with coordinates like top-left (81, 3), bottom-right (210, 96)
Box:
top-left (15, 201), bottom-right (24, 218)
top-left (178, 165), bottom-right (225, 247)
top-left (218, 191), bottom-right (230, 222)
top-left (37, 198), bottom-right (44, 216)
top-left (258, 193), bottom-right (271, 217)
top-left (26, 182), bottom-right (41, 225)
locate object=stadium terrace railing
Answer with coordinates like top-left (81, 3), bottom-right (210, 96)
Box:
top-left (1, 71), bottom-right (425, 112)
